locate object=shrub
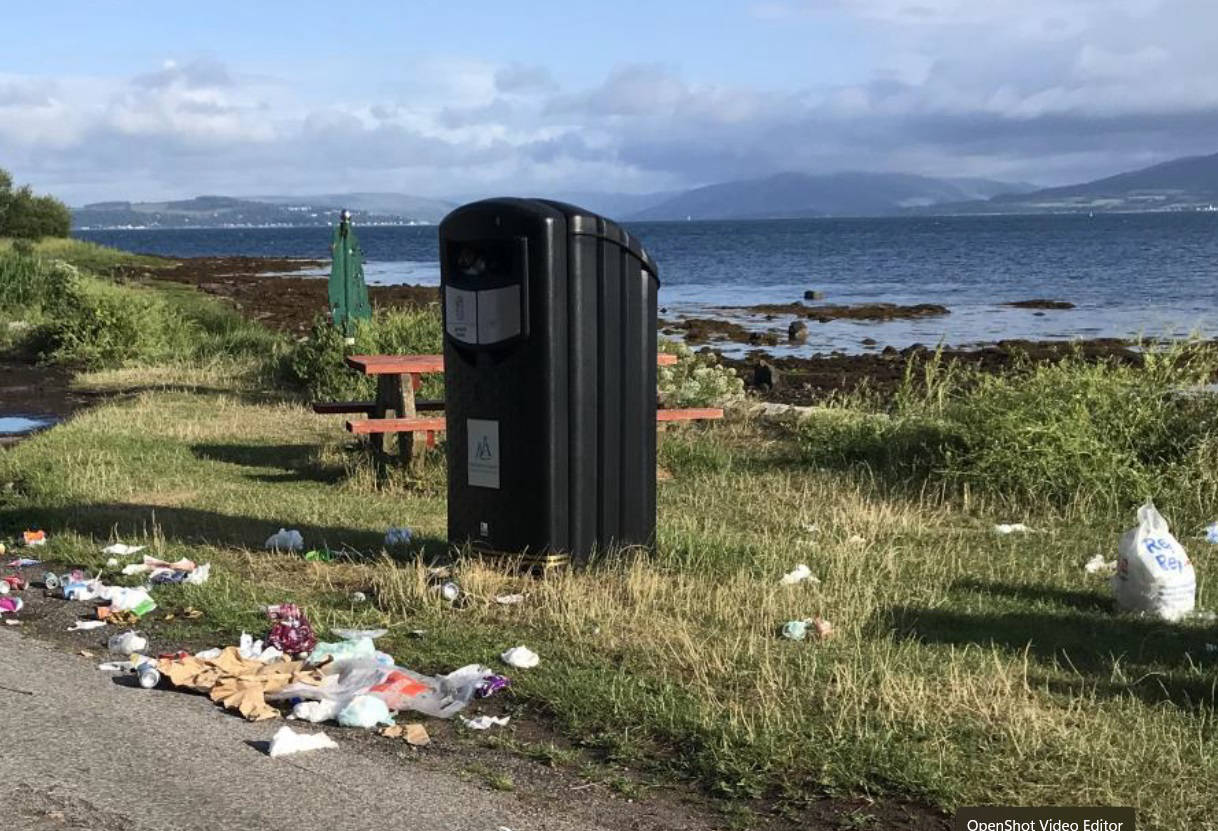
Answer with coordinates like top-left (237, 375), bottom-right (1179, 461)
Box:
top-left (796, 344), bottom-right (1218, 514)
top-left (658, 339), bottom-right (745, 408)
top-left (41, 269), bottom-right (198, 368)
top-left (285, 307), bottom-right (444, 400)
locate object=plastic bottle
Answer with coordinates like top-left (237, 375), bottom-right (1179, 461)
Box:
top-left (137, 662), bottom-right (161, 689)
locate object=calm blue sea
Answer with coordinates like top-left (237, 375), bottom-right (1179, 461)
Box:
top-left (77, 213), bottom-right (1218, 356)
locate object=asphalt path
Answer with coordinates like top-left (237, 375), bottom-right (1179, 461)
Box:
top-left (0, 630), bottom-right (611, 831)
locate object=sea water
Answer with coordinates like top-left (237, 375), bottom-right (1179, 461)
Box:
top-left (77, 212), bottom-right (1218, 355)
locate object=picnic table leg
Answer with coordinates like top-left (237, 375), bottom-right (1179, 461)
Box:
top-left (371, 375), bottom-right (392, 476)
top-left (391, 372), bottom-right (420, 470)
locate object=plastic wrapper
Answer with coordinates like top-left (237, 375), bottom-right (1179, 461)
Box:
top-left (265, 603), bottom-right (316, 654)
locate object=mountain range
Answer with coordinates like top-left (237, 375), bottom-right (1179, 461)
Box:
top-left (70, 151), bottom-right (1218, 229)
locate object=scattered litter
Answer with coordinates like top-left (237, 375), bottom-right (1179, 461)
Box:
top-left (194, 647), bottom-right (222, 660)
top-left (184, 563), bottom-right (211, 585)
top-left (384, 527), bottom-right (413, 547)
top-left (781, 617), bottom-right (833, 641)
top-left (780, 564), bottom-right (819, 586)
top-left (1084, 555), bottom-right (1117, 575)
top-left (268, 726), bottom-right (338, 758)
top-left (98, 607), bottom-right (140, 626)
top-left (1114, 501), bottom-right (1195, 620)
top-left (0, 597), bottom-right (23, 614)
top-left (108, 631), bottom-right (148, 654)
top-left (7, 558), bottom-right (40, 567)
top-left (21, 530), bottom-right (47, 547)
top-left (266, 604), bottom-right (316, 655)
top-left (97, 661), bottom-right (130, 672)
top-left (802, 523), bottom-right (818, 534)
top-left (64, 581), bottom-right (100, 602)
top-left (476, 674), bottom-right (511, 699)
top-left (158, 647), bottom-right (325, 721)
top-left (238, 632), bottom-right (284, 663)
top-left (79, 649), bottom-right (95, 658)
top-left (292, 699), bottom-right (342, 723)
top-left (994, 523), bottom-right (1031, 535)
top-left (1206, 522), bottom-right (1218, 544)
top-left (846, 535), bottom-right (867, 545)
top-left (303, 549), bottom-right (333, 563)
top-left (408, 629), bottom-right (426, 638)
top-left (121, 564), bottom-right (149, 576)
top-left (439, 581), bottom-right (461, 602)
top-left (495, 594), bottom-right (525, 605)
top-left (500, 646), bottom-right (539, 669)
top-left (4, 619), bottom-right (19, 626)
top-left (67, 620), bottom-right (107, 632)
top-left (2, 575), bottom-right (25, 590)
top-left (462, 715), bottom-right (510, 730)
top-left (102, 543), bottom-right (146, 556)
top-left (105, 558), bottom-right (119, 569)
top-left (338, 695), bottom-right (394, 729)
top-left (350, 591), bottom-right (367, 603)
top-left (308, 637), bottom-right (377, 665)
top-left (136, 661), bottom-right (161, 689)
top-left (98, 586), bottom-right (156, 616)
top-left (149, 569), bottom-right (187, 585)
top-left (381, 722), bottom-right (430, 746)
top-left (265, 529), bottom-right (304, 552)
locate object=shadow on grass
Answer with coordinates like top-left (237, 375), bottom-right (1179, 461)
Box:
top-left (0, 503), bottom-right (454, 564)
top-left (950, 577), bottom-right (1112, 613)
top-left (191, 442), bottom-right (348, 485)
top-left (879, 600), bottom-right (1218, 710)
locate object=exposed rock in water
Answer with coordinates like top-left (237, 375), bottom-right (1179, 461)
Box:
top-left (1003, 299), bottom-right (1075, 310)
top-left (753, 360), bottom-right (780, 390)
top-left (788, 320), bottom-right (809, 342)
top-left (735, 302), bottom-right (951, 322)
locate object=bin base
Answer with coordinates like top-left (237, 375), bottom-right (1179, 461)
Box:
top-left (471, 545), bottom-right (571, 573)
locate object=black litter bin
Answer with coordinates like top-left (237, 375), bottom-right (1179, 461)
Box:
top-left (439, 198), bottom-right (659, 565)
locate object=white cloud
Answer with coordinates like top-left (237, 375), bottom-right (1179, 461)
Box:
top-left (3, 2), bottom-right (1218, 207)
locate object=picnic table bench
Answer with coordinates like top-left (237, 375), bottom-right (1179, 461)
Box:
top-left (313, 352), bottom-right (723, 469)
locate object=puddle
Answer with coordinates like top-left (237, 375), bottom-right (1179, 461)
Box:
top-left (0, 414), bottom-right (59, 436)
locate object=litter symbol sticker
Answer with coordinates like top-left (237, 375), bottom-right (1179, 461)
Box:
top-left (467, 419), bottom-right (500, 489)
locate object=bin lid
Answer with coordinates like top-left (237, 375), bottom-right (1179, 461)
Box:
top-left (535, 199), bottom-right (659, 283)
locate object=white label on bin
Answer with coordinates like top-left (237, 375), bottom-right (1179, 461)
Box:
top-left (467, 419), bottom-right (500, 489)
top-left (477, 285), bottom-right (521, 345)
top-left (445, 286), bottom-right (477, 344)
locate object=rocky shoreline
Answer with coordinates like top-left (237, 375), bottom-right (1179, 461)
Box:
top-left (4, 256), bottom-right (1200, 423)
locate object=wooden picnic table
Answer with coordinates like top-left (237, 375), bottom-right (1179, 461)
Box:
top-left (334, 351), bottom-right (692, 470)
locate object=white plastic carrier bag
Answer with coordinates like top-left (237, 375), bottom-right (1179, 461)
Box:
top-left (1113, 501), bottom-right (1196, 620)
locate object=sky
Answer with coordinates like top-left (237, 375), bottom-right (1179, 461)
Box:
top-left (1, 0), bottom-right (1215, 205)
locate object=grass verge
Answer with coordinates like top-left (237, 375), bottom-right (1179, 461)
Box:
top-left (2, 384), bottom-right (1216, 829)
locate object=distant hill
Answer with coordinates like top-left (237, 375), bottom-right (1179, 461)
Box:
top-left (254, 193), bottom-right (454, 223)
top-left (72, 193), bottom-right (450, 229)
top-left (627, 172), bottom-right (1035, 221)
top-left (975, 152), bottom-right (1218, 213)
